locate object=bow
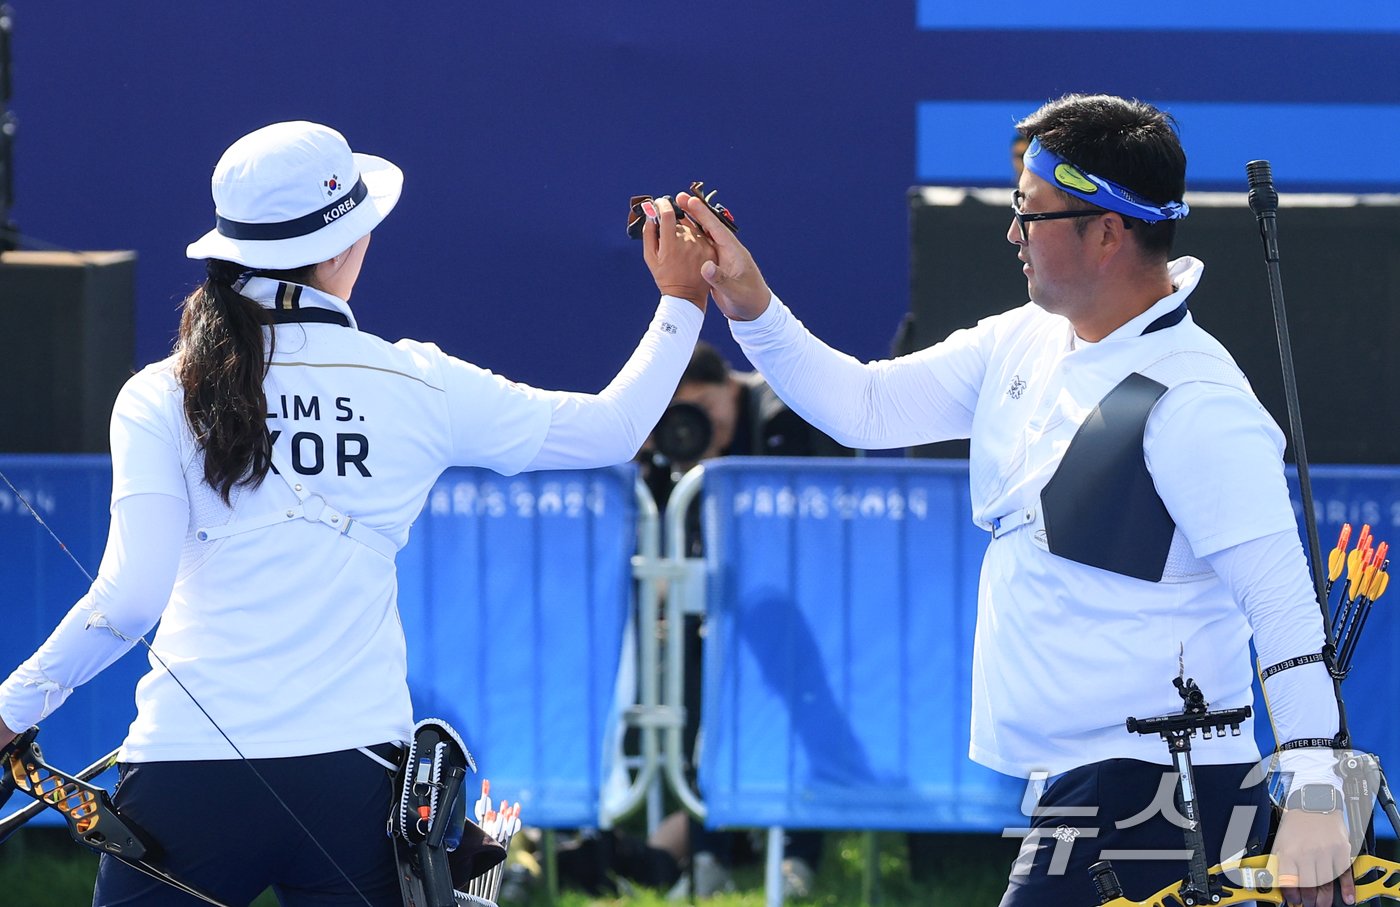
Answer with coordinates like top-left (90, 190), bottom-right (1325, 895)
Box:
top-left (1088, 677), bottom-right (1400, 907)
top-left (1086, 536), bottom-right (1400, 907)
top-left (1098, 854), bottom-right (1400, 907)
top-left (0, 726), bottom-right (234, 906)
top-left (0, 467), bottom-right (377, 906)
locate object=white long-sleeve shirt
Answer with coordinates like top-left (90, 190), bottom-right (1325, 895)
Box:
top-left (731, 257), bottom-right (1338, 780)
top-left (0, 279), bottom-right (702, 761)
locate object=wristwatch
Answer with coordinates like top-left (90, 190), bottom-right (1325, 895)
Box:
top-left (1285, 783), bottom-right (1343, 813)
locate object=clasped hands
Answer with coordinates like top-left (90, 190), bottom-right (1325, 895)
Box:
top-left (641, 191), bottom-right (773, 321)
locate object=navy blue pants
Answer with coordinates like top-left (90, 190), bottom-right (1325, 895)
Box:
top-left (93, 748), bottom-right (401, 907)
top-left (997, 759), bottom-right (1272, 907)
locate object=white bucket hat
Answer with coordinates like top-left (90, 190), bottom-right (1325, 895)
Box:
top-left (186, 121), bottom-right (403, 270)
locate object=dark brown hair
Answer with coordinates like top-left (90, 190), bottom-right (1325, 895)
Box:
top-left (1017, 94), bottom-right (1187, 257)
top-left (175, 259), bottom-right (313, 502)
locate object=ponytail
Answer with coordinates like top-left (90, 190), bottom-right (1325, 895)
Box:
top-left (175, 260), bottom-right (277, 503)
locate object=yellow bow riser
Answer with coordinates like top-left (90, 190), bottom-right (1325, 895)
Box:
top-left (1102, 853), bottom-right (1400, 907)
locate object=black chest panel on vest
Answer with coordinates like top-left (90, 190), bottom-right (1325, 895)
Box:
top-left (1039, 372), bottom-right (1175, 582)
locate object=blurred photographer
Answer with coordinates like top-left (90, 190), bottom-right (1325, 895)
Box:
top-left (641, 340), bottom-right (851, 513)
top-left (640, 341), bottom-right (852, 898)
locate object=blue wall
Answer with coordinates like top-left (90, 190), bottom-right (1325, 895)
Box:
top-left (10, 2), bottom-right (1397, 396)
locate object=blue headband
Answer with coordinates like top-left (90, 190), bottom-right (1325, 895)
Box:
top-left (1022, 137), bottom-right (1188, 222)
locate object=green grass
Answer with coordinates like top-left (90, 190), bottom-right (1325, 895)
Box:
top-left (0, 828), bottom-right (100, 906)
top-left (0, 827), bottom-right (281, 907)
top-left (0, 826), bottom-right (1015, 907)
top-left (524, 830), bottom-right (1015, 907)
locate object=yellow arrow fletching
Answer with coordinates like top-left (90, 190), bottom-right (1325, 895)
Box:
top-left (1367, 544), bottom-right (1390, 597)
top-left (1329, 547), bottom-right (1346, 582)
top-left (1347, 547), bottom-right (1364, 584)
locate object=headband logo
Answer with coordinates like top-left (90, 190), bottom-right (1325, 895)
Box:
top-left (323, 175), bottom-right (341, 198)
top-left (1054, 164), bottom-right (1098, 195)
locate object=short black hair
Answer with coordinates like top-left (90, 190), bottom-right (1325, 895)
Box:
top-left (1017, 94), bottom-right (1186, 257)
top-left (681, 341), bottom-right (731, 386)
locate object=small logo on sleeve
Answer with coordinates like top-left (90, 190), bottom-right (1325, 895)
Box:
top-left (660, 321), bottom-right (678, 335)
top-left (1007, 376), bottom-right (1027, 399)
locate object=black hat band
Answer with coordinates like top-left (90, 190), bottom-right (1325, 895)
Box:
top-left (215, 176), bottom-right (369, 241)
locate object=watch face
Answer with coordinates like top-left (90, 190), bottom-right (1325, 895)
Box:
top-left (1297, 785), bottom-right (1340, 813)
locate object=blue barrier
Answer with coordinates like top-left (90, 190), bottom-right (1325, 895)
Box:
top-left (0, 456), bottom-right (638, 830)
top-left (697, 458), bottom-right (1024, 831)
top-left (8, 454), bottom-right (1400, 835)
top-left (697, 457), bottom-right (1400, 833)
top-left (0, 455), bottom-right (132, 819)
top-left (396, 466), bottom-right (638, 827)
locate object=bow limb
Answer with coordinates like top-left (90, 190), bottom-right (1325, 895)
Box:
top-left (1099, 853), bottom-right (1400, 907)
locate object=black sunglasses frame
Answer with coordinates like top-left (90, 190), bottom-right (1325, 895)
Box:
top-left (1010, 192), bottom-right (1105, 243)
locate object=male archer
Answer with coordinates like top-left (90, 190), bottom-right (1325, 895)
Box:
top-left (673, 93), bottom-right (1354, 907)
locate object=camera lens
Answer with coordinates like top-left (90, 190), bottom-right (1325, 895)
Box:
top-left (654, 402), bottom-right (713, 463)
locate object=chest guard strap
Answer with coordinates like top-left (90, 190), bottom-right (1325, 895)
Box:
top-left (195, 448), bottom-right (397, 559)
